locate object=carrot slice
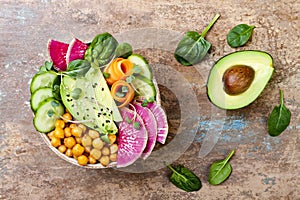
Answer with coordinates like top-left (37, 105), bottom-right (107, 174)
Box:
top-left (104, 58), bottom-right (133, 85)
top-left (111, 80), bottom-right (135, 108)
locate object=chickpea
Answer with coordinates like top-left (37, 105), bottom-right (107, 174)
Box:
top-left (78, 124), bottom-right (87, 133)
top-left (109, 144), bottom-right (118, 154)
top-left (71, 126), bottom-right (83, 138)
top-left (64, 137), bottom-right (76, 149)
top-left (75, 137), bottom-right (82, 144)
top-left (65, 148), bottom-right (73, 157)
top-left (92, 138), bottom-right (104, 150)
top-left (72, 144), bottom-right (84, 157)
top-left (62, 112), bottom-right (72, 123)
top-left (47, 131), bottom-right (54, 139)
top-left (84, 146), bottom-right (91, 153)
top-left (77, 155), bottom-right (88, 166)
top-left (58, 145), bottom-right (67, 153)
top-left (108, 134), bottom-right (117, 144)
top-left (55, 119), bottom-right (65, 129)
top-left (64, 127), bottom-right (72, 137)
top-left (88, 130), bottom-right (99, 139)
top-left (51, 137), bottom-right (61, 147)
top-left (109, 153), bottom-right (117, 162)
top-left (69, 123), bottom-right (77, 129)
top-left (54, 127), bottom-right (65, 139)
top-left (90, 148), bottom-right (101, 160)
top-left (102, 147), bottom-right (110, 156)
top-left (88, 155), bottom-right (97, 164)
top-left (81, 135), bottom-right (92, 147)
top-left (99, 155), bottom-right (110, 166)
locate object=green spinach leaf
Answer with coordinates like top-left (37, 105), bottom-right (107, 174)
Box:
top-left (227, 24), bottom-right (255, 47)
top-left (166, 163), bottom-right (202, 192)
top-left (52, 75), bottom-right (61, 100)
top-left (84, 32), bottom-right (118, 67)
top-left (208, 150), bottom-right (235, 185)
top-left (268, 90), bottom-right (291, 137)
top-left (64, 59), bottom-right (91, 78)
top-left (115, 42), bottom-right (133, 58)
top-left (174, 14), bottom-right (220, 66)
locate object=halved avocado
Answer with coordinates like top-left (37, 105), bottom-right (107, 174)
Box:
top-left (207, 50), bottom-right (274, 110)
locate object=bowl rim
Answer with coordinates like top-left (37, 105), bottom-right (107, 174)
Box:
top-left (39, 77), bottom-right (161, 169)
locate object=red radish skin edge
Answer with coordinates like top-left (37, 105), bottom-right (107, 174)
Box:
top-left (48, 39), bottom-right (69, 71)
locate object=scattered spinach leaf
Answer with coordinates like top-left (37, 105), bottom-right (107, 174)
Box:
top-left (84, 32), bottom-right (118, 67)
top-left (227, 24), bottom-right (255, 47)
top-left (165, 162), bottom-right (202, 192)
top-left (208, 149), bottom-right (235, 185)
top-left (64, 59), bottom-right (91, 78)
top-left (115, 42), bottom-right (133, 58)
top-left (174, 14), bottom-right (220, 66)
top-left (268, 90), bottom-right (291, 137)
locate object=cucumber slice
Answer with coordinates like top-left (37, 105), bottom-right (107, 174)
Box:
top-left (30, 87), bottom-right (54, 112)
top-left (128, 54), bottom-right (153, 80)
top-left (33, 98), bottom-right (64, 133)
top-left (131, 75), bottom-right (156, 99)
top-left (30, 71), bottom-right (57, 93)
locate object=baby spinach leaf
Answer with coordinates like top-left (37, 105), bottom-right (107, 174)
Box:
top-left (115, 42), bottom-right (133, 58)
top-left (84, 32), bottom-right (118, 66)
top-left (174, 14), bottom-right (220, 66)
top-left (166, 162), bottom-right (202, 192)
top-left (64, 59), bottom-right (91, 78)
top-left (208, 149), bottom-right (235, 185)
top-left (227, 24), bottom-right (255, 47)
top-left (52, 75), bottom-right (61, 100)
top-left (268, 90), bottom-right (291, 137)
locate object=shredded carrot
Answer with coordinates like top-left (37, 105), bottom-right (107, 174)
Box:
top-left (104, 58), bottom-right (133, 85)
top-left (111, 80), bottom-right (135, 108)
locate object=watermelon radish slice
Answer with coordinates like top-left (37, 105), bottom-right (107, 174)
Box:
top-left (132, 102), bottom-right (157, 160)
top-left (147, 102), bottom-right (168, 144)
top-left (48, 39), bottom-right (69, 71)
top-left (66, 38), bottom-right (88, 64)
top-left (117, 107), bottom-right (148, 168)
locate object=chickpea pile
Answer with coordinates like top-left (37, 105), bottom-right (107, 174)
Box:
top-left (47, 111), bottom-right (118, 166)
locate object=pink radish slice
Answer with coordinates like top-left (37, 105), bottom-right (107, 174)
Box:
top-left (66, 38), bottom-right (88, 64)
top-left (48, 39), bottom-right (69, 71)
top-left (132, 102), bottom-right (157, 159)
top-left (117, 107), bottom-right (148, 168)
top-left (147, 102), bottom-right (168, 144)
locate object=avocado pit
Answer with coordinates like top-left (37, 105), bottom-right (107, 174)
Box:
top-left (222, 65), bottom-right (255, 95)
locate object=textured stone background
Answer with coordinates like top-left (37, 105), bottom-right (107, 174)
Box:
top-left (0, 0), bottom-right (299, 199)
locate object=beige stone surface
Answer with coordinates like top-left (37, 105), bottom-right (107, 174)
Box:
top-left (0, 0), bottom-right (299, 199)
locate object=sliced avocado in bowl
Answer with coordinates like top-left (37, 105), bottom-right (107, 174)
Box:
top-left (207, 50), bottom-right (274, 110)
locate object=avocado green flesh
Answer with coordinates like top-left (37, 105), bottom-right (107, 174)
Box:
top-left (60, 67), bottom-right (122, 134)
top-left (207, 51), bottom-right (274, 110)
